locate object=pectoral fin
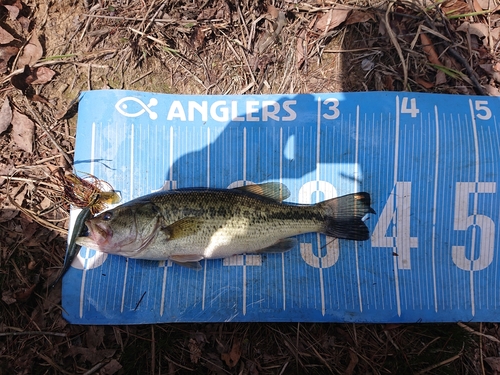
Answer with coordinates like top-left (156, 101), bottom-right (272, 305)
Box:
top-left (161, 217), bottom-right (202, 240)
top-left (169, 254), bottom-right (203, 270)
top-left (257, 238), bottom-right (298, 253)
top-left (234, 182), bottom-right (290, 201)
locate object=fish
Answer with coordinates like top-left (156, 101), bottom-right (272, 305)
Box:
top-left (76, 183), bottom-right (375, 269)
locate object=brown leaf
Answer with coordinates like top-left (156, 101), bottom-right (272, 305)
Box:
top-left (197, 7), bottom-right (217, 21)
top-left (4, 4), bottom-right (20, 20)
top-left (0, 45), bottom-right (19, 74)
top-left (221, 340), bottom-right (241, 368)
top-left (17, 16), bottom-right (30, 33)
top-left (345, 10), bottom-right (375, 25)
top-left (420, 33), bottom-right (442, 66)
top-left (189, 338), bottom-right (202, 363)
top-left (435, 70), bottom-right (447, 85)
top-left (472, 0), bottom-right (483, 12)
top-left (11, 109), bottom-right (34, 153)
top-left (485, 84), bottom-right (500, 96)
top-left (315, 7), bottom-right (350, 33)
top-left (442, 0), bottom-right (471, 16)
top-left (0, 26), bottom-right (14, 44)
top-left (17, 32), bottom-right (43, 68)
top-left (0, 98), bottom-right (12, 134)
top-left (0, 204), bottom-right (18, 223)
top-left (267, 4), bottom-right (280, 19)
top-left (296, 28), bottom-right (307, 68)
top-left (14, 283), bottom-right (36, 302)
top-left (1, 290), bottom-right (16, 305)
top-left (99, 359), bottom-right (123, 375)
top-left (485, 357), bottom-right (500, 371)
top-left (457, 22), bottom-right (489, 40)
top-left (416, 78), bottom-right (434, 89)
top-left (190, 26), bottom-right (205, 51)
top-left (31, 66), bottom-right (56, 84)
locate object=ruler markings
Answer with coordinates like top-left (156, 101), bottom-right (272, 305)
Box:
top-left (431, 107), bottom-right (440, 312)
top-left (242, 127), bottom-right (247, 316)
top-left (393, 96), bottom-right (402, 316)
top-left (355, 107), bottom-right (362, 312)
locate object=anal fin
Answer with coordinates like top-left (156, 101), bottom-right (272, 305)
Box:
top-left (170, 254), bottom-right (203, 270)
top-left (257, 238), bottom-right (298, 254)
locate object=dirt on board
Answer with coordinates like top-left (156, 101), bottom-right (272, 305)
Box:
top-left (2, 0), bottom-right (500, 374)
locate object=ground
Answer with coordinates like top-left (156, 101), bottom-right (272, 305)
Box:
top-left (1, 0), bottom-right (500, 374)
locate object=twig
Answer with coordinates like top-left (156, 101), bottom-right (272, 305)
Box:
top-left (416, 352), bottom-right (462, 374)
top-left (457, 322), bottom-right (500, 343)
top-left (0, 331), bottom-right (66, 337)
top-left (129, 69), bottom-right (153, 85)
top-left (82, 360), bottom-right (108, 375)
top-left (480, 322), bottom-right (486, 375)
top-left (384, 2), bottom-right (408, 89)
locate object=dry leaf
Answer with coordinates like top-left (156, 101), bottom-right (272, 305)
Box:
top-left (0, 45), bottom-right (19, 73)
top-left (189, 338), bottom-right (202, 363)
top-left (416, 78), bottom-right (434, 89)
top-left (442, 0), bottom-right (471, 16)
top-left (0, 196), bottom-right (18, 222)
top-left (457, 22), bottom-right (489, 39)
top-left (420, 33), bottom-right (442, 66)
top-left (221, 340), bottom-right (241, 368)
top-left (296, 28), bottom-right (307, 68)
top-left (4, 4), bottom-right (20, 20)
top-left (345, 10), bottom-right (375, 25)
top-left (197, 7), bottom-right (217, 21)
top-left (17, 32), bottom-right (43, 68)
top-left (435, 70), bottom-right (447, 85)
top-left (485, 84), bottom-right (500, 96)
top-left (31, 67), bottom-right (56, 84)
top-left (1, 290), bottom-right (16, 305)
top-left (268, 4), bottom-right (280, 19)
top-left (0, 26), bottom-right (14, 44)
top-left (472, 0), bottom-right (483, 12)
top-left (99, 359), bottom-right (123, 375)
top-left (485, 357), bottom-right (500, 371)
top-left (11, 109), bottom-right (34, 153)
top-left (480, 63), bottom-right (500, 83)
top-left (315, 7), bottom-right (350, 33)
top-left (0, 98), bottom-right (12, 134)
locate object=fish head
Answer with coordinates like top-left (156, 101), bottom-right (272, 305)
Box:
top-left (76, 201), bottom-right (162, 257)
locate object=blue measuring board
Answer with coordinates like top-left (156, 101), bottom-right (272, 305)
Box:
top-left (62, 90), bottom-right (500, 324)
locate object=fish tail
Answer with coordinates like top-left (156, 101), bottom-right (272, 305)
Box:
top-left (317, 192), bottom-right (375, 241)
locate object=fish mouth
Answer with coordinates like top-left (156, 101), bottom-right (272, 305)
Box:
top-left (75, 219), bottom-right (112, 250)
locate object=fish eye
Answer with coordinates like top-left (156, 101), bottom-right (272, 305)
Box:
top-left (102, 212), bottom-right (113, 221)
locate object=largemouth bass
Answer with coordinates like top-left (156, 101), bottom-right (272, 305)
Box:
top-left (76, 183), bottom-right (375, 269)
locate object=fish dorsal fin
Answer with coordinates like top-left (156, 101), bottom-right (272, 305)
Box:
top-left (161, 217), bottom-right (202, 240)
top-left (233, 182), bottom-right (290, 202)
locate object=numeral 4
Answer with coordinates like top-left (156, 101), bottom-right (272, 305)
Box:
top-left (400, 97), bottom-right (420, 118)
top-left (372, 182), bottom-right (418, 269)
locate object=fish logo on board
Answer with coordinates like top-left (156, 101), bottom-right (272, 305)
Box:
top-left (115, 97), bottom-right (158, 119)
